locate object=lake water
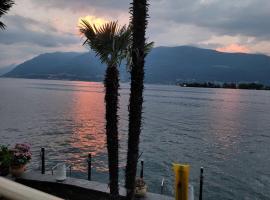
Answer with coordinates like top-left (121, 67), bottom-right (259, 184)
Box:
top-left (0, 78), bottom-right (270, 199)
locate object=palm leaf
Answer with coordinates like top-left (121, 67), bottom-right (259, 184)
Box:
top-left (144, 41), bottom-right (154, 55)
top-left (126, 41), bottom-right (154, 71)
top-left (80, 20), bottom-right (132, 66)
top-left (0, 0), bottom-right (14, 17)
top-left (0, 0), bottom-right (14, 30)
top-left (0, 21), bottom-right (6, 30)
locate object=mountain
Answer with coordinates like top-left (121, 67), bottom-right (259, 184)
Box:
top-left (4, 52), bottom-right (106, 81)
top-left (145, 46), bottom-right (270, 84)
top-left (3, 46), bottom-right (270, 84)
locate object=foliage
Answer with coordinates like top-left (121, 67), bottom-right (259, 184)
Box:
top-left (10, 144), bottom-right (32, 166)
top-left (0, 0), bottom-right (15, 30)
top-left (126, 39), bottom-right (154, 71)
top-left (0, 145), bottom-right (12, 167)
top-left (80, 20), bottom-right (132, 66)
top-left (79, 20), bottom-right (153, 70)
top-left (238, 83), bottom-right (264, 90)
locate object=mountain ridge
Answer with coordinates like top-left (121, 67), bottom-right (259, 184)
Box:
top-left (3, 46), bottom-right (270, 84)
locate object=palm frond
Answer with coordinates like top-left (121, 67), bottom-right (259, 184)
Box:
top-left (0, 21), bottom-right (6, 30)
top-left (0, 0), bottom-right (14, 30)
top-left (80, 20), bottom-right (110, 64)
top-left (126, 40), bottom-right (154, 71)
top-left (144, 41), bottom-right (154, 56)
top-left (0, 0), bottom-right (14, 17)
top-left (114, 25), bottom-right (132, 64)
top-left (80, 20), bottom-right (132, 66)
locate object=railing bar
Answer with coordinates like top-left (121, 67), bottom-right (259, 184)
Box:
top-left (199, 167), bottom-right (204, 200)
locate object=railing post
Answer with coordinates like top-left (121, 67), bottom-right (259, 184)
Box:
top-left (161, 178), bottom-right (165, 194)
top-left (87, 153), bottom-right (92, 181)
top-left (140, 160), bottom-right (144, 179)
top-left (199, 167), bottom-right (204, 200)
top-left (41, 148), bottom-right (45, 174)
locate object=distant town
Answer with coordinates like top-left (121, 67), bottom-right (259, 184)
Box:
top-left (178, 82), bottom-right (270, 90)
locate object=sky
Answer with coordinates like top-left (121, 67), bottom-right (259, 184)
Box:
top-left (1, 0), bottom-right (270, 68)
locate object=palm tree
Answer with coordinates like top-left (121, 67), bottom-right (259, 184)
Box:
top-left (80, 21), bottom-right (131, 200)
top-left (125, 0), bottom-right (150, 199)
top-left (0, 0), bottom-right (14, 30)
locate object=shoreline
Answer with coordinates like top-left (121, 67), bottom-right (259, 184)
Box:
top-left (178, 82), bottom-right (270, 91)
top-left (1, 77), bottom-right (270, 91)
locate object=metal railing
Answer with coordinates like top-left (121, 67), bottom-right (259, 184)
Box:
top-left (40, 148), bottom-right (92, 181)
top-left (160, 177), bottom-right (165, 194)
top-left (39, 148), bottom-right (205, 199)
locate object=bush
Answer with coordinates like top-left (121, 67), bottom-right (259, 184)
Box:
top-left (0, 145), bottom-right (12, 176)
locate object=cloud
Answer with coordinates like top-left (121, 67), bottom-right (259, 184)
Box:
top-left (150, 0), bottom-right (270, 40)
top-left (0, 14), bottom-right (85, 68)
top-left (30, 0), bottom-right (129, 12)
top-left (1, 0), bottom-right (270, 68)
top-left (216, 44), bottom-right (250, 53)
top-left (0, 15), bottom-right (80, 47)
top-left (17, 0), bottom-right (270, 44)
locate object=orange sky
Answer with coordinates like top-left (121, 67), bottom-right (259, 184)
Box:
top-left (216, 44), bottom-right (250, 53)
top-left (78, 16), bottom-right (108, 29)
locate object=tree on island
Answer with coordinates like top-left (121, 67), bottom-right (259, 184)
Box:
top-left (125, 0), bottom-right (152, 199)
top-left (0, 0), bottom-right (14, 30)
top-left (80, 21), bottom-right (131, 200)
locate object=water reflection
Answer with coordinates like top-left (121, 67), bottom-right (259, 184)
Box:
top-left (208, 90), bottom-right (242, 153)
top-left (68, 82), bottom-right (107, 172)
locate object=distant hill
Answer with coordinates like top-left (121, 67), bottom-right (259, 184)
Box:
top-left (146, 46), bottom-right (270, 84)
top-left (4, 52), bottom-right (106, 81)
top-left (3, 46), bottom-right (270, 84)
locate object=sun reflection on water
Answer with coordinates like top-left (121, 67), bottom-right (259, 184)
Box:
top-left (208, 90), bottom-right (243, 152)
top-left (67, 82), bottom-right (108, 172)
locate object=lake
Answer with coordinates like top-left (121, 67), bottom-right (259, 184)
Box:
top-left (0, 78), bottom-right (270, 199)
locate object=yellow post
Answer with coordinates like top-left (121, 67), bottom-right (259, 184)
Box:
top-left (173, 164), bottom-right (190, 200)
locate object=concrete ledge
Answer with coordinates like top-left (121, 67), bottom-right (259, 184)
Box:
top-left (0, 177), bottom-right (63, 200)
top-left (14, 171), bottom-right (173, 200)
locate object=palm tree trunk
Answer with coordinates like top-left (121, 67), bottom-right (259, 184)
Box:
top-left (125, 0), bottom-right (148, 199)
top-left (104, 65), bottom-right (120, 200)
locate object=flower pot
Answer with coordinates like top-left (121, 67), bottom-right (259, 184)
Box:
top-left (10, 164), bottom-right (26, 177)
top-left (135, 178), bottom-right (147, 197)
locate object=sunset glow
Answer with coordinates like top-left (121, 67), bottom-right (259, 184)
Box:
top-left (216, 44), bottom-right (250, 53)
top-left (78, 15), bottom-right (107, 29)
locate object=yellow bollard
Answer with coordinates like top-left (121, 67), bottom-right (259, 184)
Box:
top-left (173, 164), bottom-right (190, 200)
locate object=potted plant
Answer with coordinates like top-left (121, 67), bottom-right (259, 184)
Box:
top-left (0, 145), bottom-right (12, 176)
top-left (135, 177), bottom-right (147, 197)
top-left (10, 144), bottom-right (31, 177)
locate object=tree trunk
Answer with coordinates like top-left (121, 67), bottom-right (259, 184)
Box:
top-left (104, 65), bottom-right (120, 200)
top-left (125, 0), bottom-right (148, 199)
